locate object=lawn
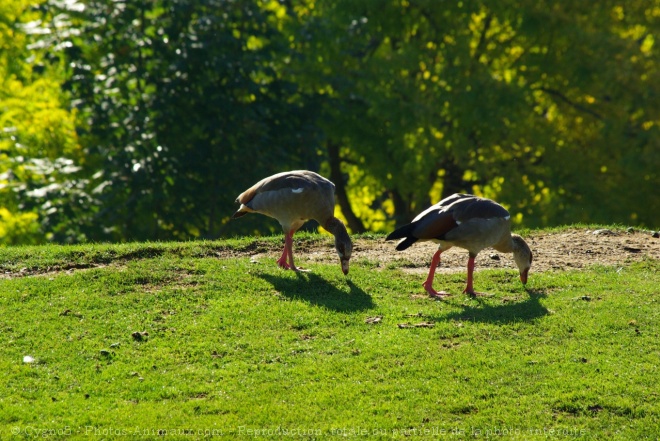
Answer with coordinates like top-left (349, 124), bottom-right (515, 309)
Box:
top-left (0, 231), bottom-right (658, 439)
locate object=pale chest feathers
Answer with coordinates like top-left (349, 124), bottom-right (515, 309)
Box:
top-left (438, 216), bottom-right (512, 253)
top-left (455, 215), bottom-right (510, 226)
top-left (249, 185), bottom-right (334, 228)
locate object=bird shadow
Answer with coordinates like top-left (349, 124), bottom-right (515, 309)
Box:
top-left (257, 271), bottom-right (374, 313)
top-left (434, 289), bottom-right (549, 325)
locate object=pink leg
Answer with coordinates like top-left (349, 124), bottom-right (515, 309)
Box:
top-left (277, 230), bottom-right (307, 272)
top-left (422, 250), bottom-right (451, 298)
top-left (277, 230), bottom-right (294, 270)
top-left (463, 256), bottom-right (476, 296)
top-left (277, 235), bottom-right (289, 269)
top-left (463, 255), bottom-right (490, 297)
top-left (285, 230), bottom-right (299, 271)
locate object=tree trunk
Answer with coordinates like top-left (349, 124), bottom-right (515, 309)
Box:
top-left (390, 188), bottom-right (412, 223)
top-left (441, 155), bottom-right (466, 198)
top-left (207, 173), bottom-right (218, 238)
top-left (327, 141), bottom-right (367, 233)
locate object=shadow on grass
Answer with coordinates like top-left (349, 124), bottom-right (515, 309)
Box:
top-left (437, 290), bottom-right (549, 324)
top-left (258, 272), bottom-right (374, 313)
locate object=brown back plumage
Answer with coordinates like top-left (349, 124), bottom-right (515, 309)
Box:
top-left (233, 170), bottom-right (353, 274)
top-left (386, 194), bottom-right (512, 252)
top-left (387, 193), bottom-right (532, 289)
top-left (232, 170), bottom-right (336, 231)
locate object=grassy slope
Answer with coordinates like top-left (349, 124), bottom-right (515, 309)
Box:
top-left (0, 232), bottom-right (658, 440)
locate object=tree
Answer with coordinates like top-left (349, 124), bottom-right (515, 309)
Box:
top-left (46, 0), bottom-right (325, 241)
top-left (5, 0), bottom-right (657, 245)
top-left (284, 0), bottom-right (659, 228)
top-left (0, 0), bottom-right (85, 244)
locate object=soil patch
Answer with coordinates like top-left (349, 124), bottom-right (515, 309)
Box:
top-left (251, 228), bottom-right (660, 275)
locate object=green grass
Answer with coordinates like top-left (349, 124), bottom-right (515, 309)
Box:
top-left (0, 232), bottom-right (658, 440)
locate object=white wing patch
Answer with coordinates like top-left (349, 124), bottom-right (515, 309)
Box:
top-left (291, 188), bottom-right (304, 194)
top-left (457, 215), bottom-right (510, 224)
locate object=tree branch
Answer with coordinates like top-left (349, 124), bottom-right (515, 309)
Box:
top-left (327, 141), bottom-right (367, 233)
top-left (473, 13), bottom-right (493, 63)
top-left (534, 86), bottom-right (604, 121)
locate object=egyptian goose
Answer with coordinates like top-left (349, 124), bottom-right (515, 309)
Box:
top-left (386, 194), bottom-right (532, 298)
top-left (233, 170), bottom-right (353, 275)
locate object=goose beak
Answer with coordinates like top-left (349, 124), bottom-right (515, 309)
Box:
top-left (520, 268), bottom-right (529, 285)
top-left (341, 259), bottom-right (350, 276)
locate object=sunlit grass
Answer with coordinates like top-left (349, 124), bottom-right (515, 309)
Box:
top-left (0, 233), bottom-right (658, 439)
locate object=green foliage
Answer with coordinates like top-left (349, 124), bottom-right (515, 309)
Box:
top-left (41, 0), bottom-right (325, 241)
top-left (0, 0), bottom-right (86, 244)
top-left (284, 0), bottom-right (660, 229)
top-left (1, 0), bottom-right (659, 243)
top-left (0, 208), bottom-right (40, 245)
top-left (0, 236), bottom-right (658, 438)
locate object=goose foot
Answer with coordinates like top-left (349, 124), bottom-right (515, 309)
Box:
top-left (423, 282), bottom-right (451, 299)
top-left (464, 289), bottom-right (493, 298)
top-left (277, 258), bottom-right (291, 270)
top-left (429, 291), bottom-right (451, 299)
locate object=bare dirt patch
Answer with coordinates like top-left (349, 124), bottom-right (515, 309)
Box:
top-left (4, 228), bottom-right (656, 279)
top-left (251, 228), bottom-right (660, 275)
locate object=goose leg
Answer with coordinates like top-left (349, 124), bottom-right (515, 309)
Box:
top-left (278, 230), bottom-right (308, 272)
top-left (463, 255), bottom-right (491, 297)
top-left (277, 231), bottom-right (294, 270)
top-left (422, 250), bottom-right (451, 298)
top-left (285, 230), bottom-right (298, 271)
top-left (277, 246), bottom-right (290, 269)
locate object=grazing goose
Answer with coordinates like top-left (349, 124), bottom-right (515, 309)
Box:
top-left (386, 194), bottom-right (532, 298)
top-left (233, 170), bottom-right (353, 275)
